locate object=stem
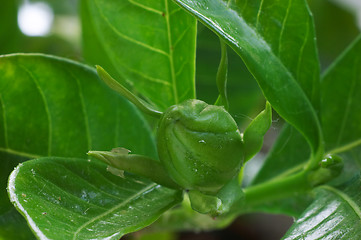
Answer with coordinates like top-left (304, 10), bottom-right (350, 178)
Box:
top-left (96, 65), bottom-right (163, 118)
top-left (305, 143), bottom-right (324, 171)
top-left (214, 39), bottom-right (229, 110)
top-left (243, 170), bottom-right (311, 207)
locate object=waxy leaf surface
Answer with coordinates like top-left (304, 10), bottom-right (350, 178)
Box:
top-left (283, 174), bottom-right (361, 239)
top-left (0, 54), bottom-right (157, 238)
top-left (174, 0), bottom-right (322, 154)
top-left (82, 0), bottom-right (197, 110)
top-left (8, 157), bottom-right (182, 240)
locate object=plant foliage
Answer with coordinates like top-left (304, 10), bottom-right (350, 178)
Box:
top-left (1, 0), bottom-right (361, 239)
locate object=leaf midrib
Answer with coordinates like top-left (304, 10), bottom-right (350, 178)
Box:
top-left (0, 147), bottom-right (42, 159)
top-left (72, 183), bottom-right (157, 239)
top-left (0, 94), bottom-right (9, 149)
top-left (164, 0), bottom-right (178, 104)
top-left (320, 185), bottom-right (361, 220)
top-left (19, 64), bottom-right (53, 156)
top-left (92, 0), bottom-right (184, 107)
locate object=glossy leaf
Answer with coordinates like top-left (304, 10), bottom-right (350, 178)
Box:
top-left (174, 0), bottom-right (322, 155)
top-left (8, 157), bottom-right (182, 240)
top-left (81, 0), bottom-right (197, 110)
top-left (247, 28), bottom-right (361, 218)
top-left (321, 35), bottom-right (361, 154)
top-left (0, 54), bottom-right (156, 238)
top-left (283, 174), bottom-right (361, 239)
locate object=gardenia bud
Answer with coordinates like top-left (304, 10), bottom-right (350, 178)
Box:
top-left (157, 99), bottom-right (243, 194)
top-left (309, 154), bottom-right (344, 186)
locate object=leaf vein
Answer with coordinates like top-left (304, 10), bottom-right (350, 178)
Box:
top-left (172, 26), bottom-right (191, 49)
top-left (169, 7), bottom-right (181, 16)
top-left (59, 163), bottom-right (130, 201)
top-left (165, 0), bottom-right (179, 104)
top-left (113, 59), bottom-right (171, 86)
top-left (68, 71), bottom-right (92, 150)
top-left (278, 0), bottom-right (292, 57)
top-left (19, 65), bottom-right (52, 156)
top-left (34, 172), bottom-right (108, 211)
top-left (320, 185), bottom-right (361, 220)
top-left (296, 16), bottom-right (309, 82)
top-left (94, 0), bottom-right (169, 56)
top-left (256, 0), bottom-right (265, 29)
top-left (0, 147), bottom-right (42, 159)
top-left (128, 0), bottom-right (163, 15)
top-left (241, 0), bottom-right (248, 14)
top-left (92, 169), bottom-right (144, 193)
top-left (72, 183), bottom-right (157, 239)
top-left (0, 94), bottom-right (8, 148)
top-left (335, 55), bottom-right (359, 147)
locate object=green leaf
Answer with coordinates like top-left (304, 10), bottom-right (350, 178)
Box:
top-left (252, 125), bottom-right (310, 185)
top-left (321, 35), bottom-right (361, 154)
top-left (174, 0), bottom-right (322, 157)
top-left (0, 0), bottom-right (21, 54)
top-left (8, 157), bottom-right (182, 240)
top-left (283, 173), bottom-right (361, 239)
top-left (243, 102), bottom-right (272, 162)
top-left (0, 208), bottom-right (35, 240)
top-left (81, 0), bottom-right (197, 110)
top-left (0, 54), bottom-right (156, 160)
top-left (308, 0), bottom-right (360, 67)
top-left (249, 124), bottom-right (312, 216)
top-left (0, 54), bottom-right (156, 238)
top-left (0, 153), bottom-right (35, 240)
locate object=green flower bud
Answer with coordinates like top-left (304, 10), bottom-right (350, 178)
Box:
top-left (309, 154), bottom-right (344, 186)
top-left (157, 99), bottom-right (243, 194)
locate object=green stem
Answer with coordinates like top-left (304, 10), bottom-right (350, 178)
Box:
top-left (214, 39), bottom-right (229, 110)
top-left (244, 170), bottom-right (312, 207)
top-left (305, 143), bottom-right (324, 171)
top-left (96, 65), bottom-right (163, 118)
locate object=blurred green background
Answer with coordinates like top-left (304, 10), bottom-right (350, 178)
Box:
top-left (1, 0), bottom-right (360, 239)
